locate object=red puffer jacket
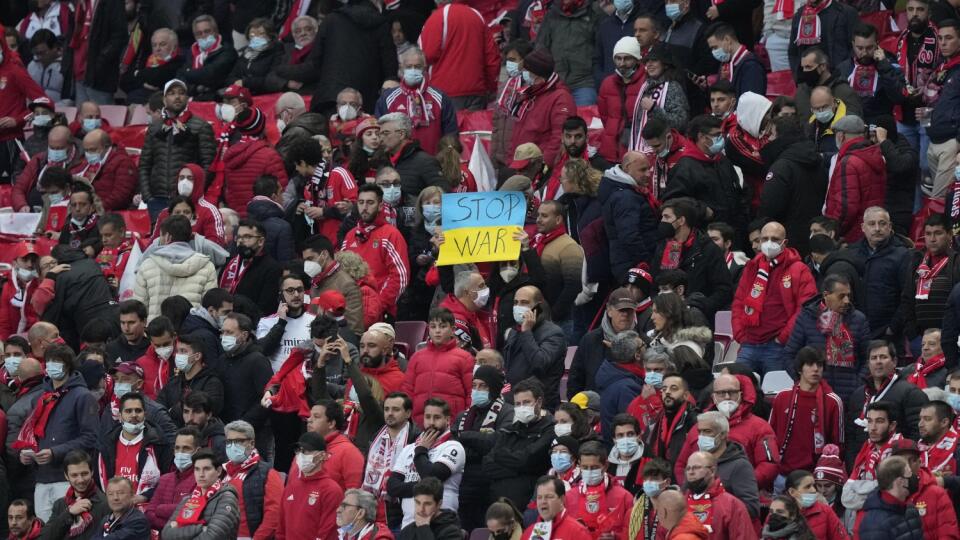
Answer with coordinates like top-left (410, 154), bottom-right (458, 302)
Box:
top-left (0, 277), bottom-right (39, 340)
top-left (223, 139), bottom-right (288, 217)
top-left (909, 467), bottom-right (959, 540)
top-left (357, 274), bottom-right (384, 328)
top-left (401, 338), bottom-right (474, 425)
top-left (69, 145), bottom-right (138, 210)
top-left (419, 3), bottom-right (500, 97)
top-left (732, 247), bottom-right (818, 345)
top-left (596, 70), bottom-right (645, 162)
top-left (508, 76), bottom-right (576, 169)
top-left (824, 136), bottom-right (886, 243)
top-left (802, 501), bottom-right (849, 540)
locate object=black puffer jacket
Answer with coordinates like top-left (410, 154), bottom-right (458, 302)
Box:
top-left (393, 140), bottom-right (447, 208)
top-left (840, 235), bottom-right (911, 338)
top-left (84, 0), bottom-right (127, 92)
top-left (664, 151), bottom-right (748, 242)
top-left (179, 46), bottom-right (239, 102)
top-left (222, 341), bottom-right (272, 429)
top-left (308, 0), bottom-right (399, 113)
top-left (880, 134), bottom-right (919, 235)
top-left (651, 232), bottom-right (733, 318)
top-left (228, 40), bottom-right (286, 95)
top-left (758, 136), bottom-right (827, 256)
top-left (398, 510), bottom-right (463, 540)
top-left (138, 117), bottom-right (216, 200)
top-left (482, 414), bottom-right (555, 510)
top-left (42, 247), bottom-right (119, 350)
top-left (157, 365), bottom-right (226, 419)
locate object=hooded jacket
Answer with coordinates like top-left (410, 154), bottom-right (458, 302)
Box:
top-left (150, 164), bottom-right (226, 246)
top-left (401, 338), bottom-right (474, 425)
top-left (780, 297), bottom-right (870, 400)
top-left (825, 136), bottom-right (887, 242)
top-left (799, 500), bottom-right (847, 540)
top-left (674, 375), bottom-right (780, 493)
top-left (664, 143), bottom-right (748, 239)
top-left (161, 483), bottom-right (240, 540)
top-left (564, 476), bottom-right (634, 540)
top-left (758, 136), bottom-right (827, 256)
top-left (138, 116), bottom-right (216, 201)
top-left (732, 248), bottom-right (818, 345)
top-left (857, 491), bottom-right (924, 540)
top-left (247, 197), bottom-right (295, 262)
top-left (811, 249), bottom-right (865, 309)
top-left (0, 275), bottom-right (39, 340)
top-left (908, 467), bottom-right (959, 540)
top-left (223, 140), bottom-right (288, 218)
top-left (133, 242), bottom-right (218, 320)
top-left (595, 360), bottom-right (644, 439)
top-left (715, 441), bottom-right (762, 519)
top-left (598, 166), bottom-right (659, 281)
top-left (508, 77), bottom-right (576, 168)
top-left (145, 468), bottom-right (196, 530)
top-left (41, 247), bottom-right (119, 349)
top-left (157, 364), bottom-right (225, 419)
top-left (667, 512), bottom-right (709, 540)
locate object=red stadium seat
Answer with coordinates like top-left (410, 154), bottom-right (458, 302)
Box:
top-left (766, 70), bottom-right (797, 98)
top-left (117, 210), bottom-right (152, 236)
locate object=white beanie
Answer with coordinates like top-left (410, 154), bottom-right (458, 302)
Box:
top-left (612, 36), bottom-right (643, 62)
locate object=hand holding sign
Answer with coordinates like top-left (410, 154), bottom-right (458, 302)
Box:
top-left (436, 192), bottom-right (527, 265)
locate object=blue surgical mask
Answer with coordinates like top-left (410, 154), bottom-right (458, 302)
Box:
top-left (581, 468), bottom-right (604, 486)
top-left (198, 35), bottom-right (217, 51)
top-left (711, 48), bottom-right (731, 62)
top-left (82, 118), bottom-right (101, 132)
top-left (472, 389), bottom-right (490, 407)
top-left (645, 371), bottom-right (663, 387)
top-left (32, 114), bottom-right (51, 127)
top-left (4, 356), bottom-right (22, 376)
top-left (226, 443), bottom-right (248, 464)
top-left (953, 165), bottom-right (960, 182)
top-left (174, 452), bottom-right (193, 471)
top-left (513, 305), bottom-right (531, 324)
top-left (551, 452), bottom-right (573, 472)
top-left (403, 68), bottom-right (424, 86)
top-left (422, 204), bottom-right (441, 223)
top-left (642, 480), bottom-right (663, 497)
top-left (708, 135), bottom-right (725, 155)
top-left (697, 434), bottom-right (716, 452)
top-left (46, 361), bottom-right (65, 380)
top-left (122, 421), bottom-right (145, 435)
top-left (348, 385), bottom-right (359, 403)
top-left (799, 492), bottom-right (818, 508)
top-left (48, 193), bottom-right (64, 205)
top-left (616, 436), bottom-right (640, 456)
top-left (814, 109), bottom-right (835, 124)
top-left (946, 391), bottom-right (960, 411)
top-left (47, 147), bottom-right (67, 162)
top-left (665, 3), bottom-right (682, 20)
top-left (175, 353), bottom-right (191, 371)
top-left (113, 382), bottom-right (132, 399)
top-left (522, 70), bottom-right (535, 86)
top-left (506, 60), bottom-right (521, 78)
top-left (382, 185), bottom-right (401, 205)
top-left (220, 335), bottom-right (237, 352)
top-left (85, 151), bottom-right (101, 165)
top-left (614, 0), bottom-right (633, 12)
top-left (248, 36), bottom-right (268, 51)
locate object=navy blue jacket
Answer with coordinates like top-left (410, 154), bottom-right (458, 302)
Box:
top-left (598, 171), bottom-right (659, 282)
top-left (780, 298), bottom-right (870, 402)
top-left (595, 360), bottom-right (643, 440)
top-left (940, 282), bottom-right (960, 369)
top-left (179, 311), bottom-right (225, 377)
top-left (32, 372), bottom-right (100, 483)
top-left (729, 52), bottom-right (767, 98)
top-left (836, 54), bottom-right (906, 122)
top-left (927, 60), bottom-right (960, 144)
top-left (840, 235), bottom-right (910, 338)
top-left (857, 492), bottom-right (924, 540)
top-left (93, 508), bottom-right (151, 539)
top-left (247, 199), bottom-right (295, 263)
top-left (787, 1), bottom-right (860, 75)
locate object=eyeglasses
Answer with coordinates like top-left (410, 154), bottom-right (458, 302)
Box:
top-left (283, 287), bottom-right (305, 294)
top-left (237, 234), bottom-right (263, 242)
top-left (712, 389), bottom-right (740, 398)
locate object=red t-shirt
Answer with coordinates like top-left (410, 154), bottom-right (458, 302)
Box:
top-left (115, 437), bottom-right (143, 484)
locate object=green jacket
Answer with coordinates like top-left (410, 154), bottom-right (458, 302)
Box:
top-left (536, 2), bottom-right (601, 90)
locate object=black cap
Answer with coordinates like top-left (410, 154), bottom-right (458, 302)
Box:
top-left (552, 435), bottom-right (580, 455)
top-left (474, 365), bottom-right (505, 398)
top-left (297, 432), bottom-right (327, 452)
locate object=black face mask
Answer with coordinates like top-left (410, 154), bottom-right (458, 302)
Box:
top-left (686, 477), bottom-right (710, 494)
top-left (858, 55), bottom-right (875, 65)
top-left (360, 353), bottom-right (384, 368)
top-left (237, 245), bottom-right (257, 259)
top-left (658, 221), bottom-right (677, 240)
top-left (798, 68), bottom-right (821, 87)
top-left (907, 474), bottom-right (920, 495)
top-left (766, 514), bottom-right (791, 531)
top-left (492, 530), bottom-right (512, 540)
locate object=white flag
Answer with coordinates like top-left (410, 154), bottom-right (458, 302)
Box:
top-left (467, 134), bottom-right (496, 192)
top-left (117, 241), bottom-right (143, 301)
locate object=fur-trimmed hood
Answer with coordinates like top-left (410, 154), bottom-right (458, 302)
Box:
top-left (666, 326), bottom-right (713, 357)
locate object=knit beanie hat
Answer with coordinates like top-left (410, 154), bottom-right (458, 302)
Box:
top-left (473, 365), bottom-right (505, 398)
top-left (612, 36), bottom-right (643, 61)
top-left (523, 49), bottom-right (555, 79)
top-left (814, 444), bottom-right (847, 486)
top-left (552, 435), bottom-right (580, 456)
top-left (235, 107), bottom-right (265, 136)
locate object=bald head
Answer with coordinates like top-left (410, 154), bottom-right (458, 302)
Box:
top-left (48, 125), bottom-right (72, 147)
top-left (657, 489), bottom-right (687, 514)
top-left (689, 451), bottom-right (717, 468)
top-left (759, 222), bottom-right (787, 257)
top-left (17, 357), bottom-right (42, 380)
top-left (82, 129), bottom-right (111, 157)
top-left (621, 151), bottom-right (651, 187)
top-left (28, 322), bottom-right (58, 342)
top-left (809, 86), bottom-right (837, 119)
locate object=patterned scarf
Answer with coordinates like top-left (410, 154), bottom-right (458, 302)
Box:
top-left (627, 496), bottom-right (658, 540)
top-left (192, 35), bottom-right (222, 69)
top-left (532, 224), bottom-right (567, 256)
top-left (146, 49), bottom-right (178, 68)
top-left (459, 398), bottom-right (504, 433)
top-left (660, 231), bottom-right (695, 270)
top-left (220, 255), bottom-right (252, 294)
top-left (848, 58), bottom-right (879, 97)
top-left (916, 252), bottom-right (949, 299)
top-left (816, 303), bottom-right (855, 368)
top-left (13, 386), bottom-right (69, 451)
top-left (897, 23), bottom-right (940, 88)
top-left (353, 212), bottom-right (386, 244)
top-left (577, 475), bottom-right (616, 535)
top-left (719, 46), bottom-right (749, 82)
top-left (497, 75), bottom-right (524, 113)
top-left (852, 432), bottom-right (901, 480)
top-left (175, 480), bottom-right (222, 527)
top-left (523, 0), bottom-right (550, 41)
top-left (772, 0), bottom-right (796, 20)
top-left (795, 0), bottom-right (832, 45)
top-left (512, 73), bottom-right (560, 120)
top-left (362, 423), bottom-right (409, 496)
top-left (224, 449), bottom-right (261, 481)
top-left (68, 213), bottom-right (99, 237)
top-left (399, 82), bottom-right (434, 128)
top-left (687, 481), bottom-right (725, 533)
top-left (161, 108), bottom-right (193, 136)
top-left (629, 80), bottom-right (669, 152)
top-left (741, 255), bottom-right (779, 326)
top-left (919, 427), bottom-right (959, 474)
top-left (907, 353), bottom-right (946, 388)
top-left (65, 485), bottom-right (96, 537)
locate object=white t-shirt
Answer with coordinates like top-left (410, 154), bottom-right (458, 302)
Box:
top-left (256, 312), bottom-right (316, 372)
top-left (391, 438), bottom-right (466, 528)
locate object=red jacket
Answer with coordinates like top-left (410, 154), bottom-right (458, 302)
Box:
top-left (144, 468), bottom-right (196, 530)
top-left (316, 166), bottom-right (358, 245)
top-left (824, 137), bottom-right (886, 243)
top-left (596, 70), bottom-right (645, 162)
top-left (667, 512), bottom-right (709, 540)
top-left (287, 431), bottom-right (364, 492)
top-left (439, 293), bottom-right (492, 349)
top-left (151, 163), bottom-right (226, 245)
top-left (375, 83), bottom-right (457, 154)
top-left (508, 76), bottom-right (576, 169)
top-left (521, 510), bottom-right (592, 540)
top-left (0, 43), bottom-right (46, 142)
top-left (341, 215), bottom-right (410, 317)
top-left (401, 338), bottom-right (474, 425)
top-left (358, 274), bottom-right (384, 328)
top-left (769, 381), bottom-right (844, 475)
top-left (135, 344), bottom-right (173, 401)
top-left (69, 145), bottom-right (138, 210)
top-left (684, 479), bottom-right (757, 540)
top-left (277, 468), bottom-right (344, 540)
top-left (346, 358), bottom-right (405, 399)
top-left (909, 467), bottom-right (959, 540)
top-left (223, 139), bottom-right (288, 217)
top-left (0, 276), bottom-right (39, 340)
top-left (564, 477), bottom-right (634, 540)
top-left (12, 147), bottom-right (84, 210)
top-left (732, 248), bottom-right (818, 345)
top-left (801, 501), bottom-right (849, 540)
top-left (419, 3), bottom-right (500, 97)
top-left (674, 375), bottom-right (780, 491)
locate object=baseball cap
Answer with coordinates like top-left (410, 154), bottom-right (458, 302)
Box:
top-left (163, 79), bottom-right (188, 95)
top-left (115, 361), bottom-right (145, 379)
top-left (313, 290), bottom-right (346, 315)
top-left (28, 97), bottom-right (54, 111)
top-left (570, 391), bottom-right (601, 413)
top-left (509, 143), bottom-right (543, 169)
top-left (297, 432), bottom-right (327, 452)
top-left (607, 287), bottom-right (639, 310)
top-left (13, 241), bottom-right (37, 260)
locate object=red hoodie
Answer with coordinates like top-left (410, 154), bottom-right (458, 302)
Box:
top-left (286, 432), bottom-right (364, 491)
top-left (341, 213), bottom-right (410, 317)
top-left (908, 467), bottom-right (959, 540)
top-left (674, 375), bottom-right (780, 491)
top-left (223, 139), bottom-right (288, 218)
top-left (0, 27), bottom-right (47, 142)
top-left (136, 344), bottom-right (174, 400)
top-left (0, 276), bottom-right (39, 340)
top-left (649, 129), bottom-right (690, 199)
top-left (277, 468), bottom-right (344, 540)
top-left (419, 3), bottom-right (500, 97)
top-left (150, 163), bottom-right (227, 246)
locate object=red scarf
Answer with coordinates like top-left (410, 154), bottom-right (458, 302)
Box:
top-left (741, 255), bottom-right (779, 326)
top-left (290, 43), bottom-right (313, 65)
top-left (353, 212), bottom-right (386, 244)
top-left (279, 0), bottom-right (313, 39)
top-left (778, 383), bottom-right (827, 458)
top-left (312, 261), bottom-right (341, 289)
top-left (68, 213), bottom-right (99, 240)
top-left (120, 20), bottom-right (144, 70)
top-left (897, 23), bottom-right (940, 88)
top-left (9, 519), bottom-right (42, 540)
top-left (907, 353), bottom-right (946, 388)
top-left (191, 36), bottom-right (222, 69)
top-left (13, 387), bottom-right (69, 451)
top-left (513, 73), bottom-right (560, 120)
top-left (816, 303), bottom-right (855, 368)
top-left (686, 481), bottom-right (725, 533)
top-left (916, 252), bottom-right (949, 299)
top-left (175, 480), bottom-right (222, 527)
top-left (523, 0), bottom-right (549, 41)
top-left (577, 476), bottom-right (617, 536)
top-left (795, 0), bottom-right (832, 45)
top-left (532, 224), bottom-right (567, 256)
top-left (654, 403), bottom-right (687, 458)
top-left (146, 49), bottom-right (178, 68)
top-left (856, 374), bottom-right (900, 426)
top-left (848, 58), bottom-right (879, 97)
top-left (772, 0), bottom-right (795, 20)
top-left (660, 231), bottom-right (696, 270)
top-left (560, 0), bottom-right (585, 14)
top-left (919, 427), bottom-right (959, 474)
top-left (65, 485), bottom-right (96, 537)
top-left (224, 450), bottom-right (261, 481)
top-left (719, 46), bottom-right (749, 82)
top-left (161, 108), bottom-right (193, 136)
top-left (399, 82), bottom-right (434, 128)
top-left (497, 75), bottom-right (524, 113)
top-left (220, 254), bottom-right (253, 294)
top-left (852, 432), bottom-right (901, 480)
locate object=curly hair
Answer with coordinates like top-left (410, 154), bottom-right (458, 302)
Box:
top-left (562, 159), bottom-right (600, 197)
top-left (335, 250), bottom-right (371, 281)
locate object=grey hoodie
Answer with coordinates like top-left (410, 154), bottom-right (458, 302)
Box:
top-left (141, 234), bottom-right (229, 269)
top-left (717, 441), bottom-right (761, 518)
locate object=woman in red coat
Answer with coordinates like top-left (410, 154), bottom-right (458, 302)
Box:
top-left (401, 308), bottom-right (474, 425)
top-left (785, 470), bottom-right (849, 540)
top-left (150, 163), bottom-right (226, 245)
top-left (0, 243), bottom-right (40, 340)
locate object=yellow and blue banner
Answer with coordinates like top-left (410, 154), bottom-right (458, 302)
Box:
top-left (437, 192), bottom-right (527, 265)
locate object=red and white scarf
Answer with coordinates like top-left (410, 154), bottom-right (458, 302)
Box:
top-left (532, 224), bottom-right (567, 256)
top-left (916, 252), bottom-right (949, 299)
top-left (907, 353), bottom-right (946, 388)
top-left (778, 383), bottom-right (826, 458)
top-left (741, 255), bottom-right (779, 326)
top-left (175, 480), bottom-right (222, 527)
top-left (855, 374), bottom-right (899, 428)
top-left (64, 485), bottom-right (96, 537)
top-left (279, 0), bottom-right (312, 40)
top-left (795, 0), bottom-right (832, 45)
top-left (523, 0), bottom-right (549, 41)
top-left (852, 432), bottom-right (902, 480)
top-left (77, 147), bottom-right (112, 180)
top-left (848, 58), bottom-right (879, 97)
top-left (686, 482), bottom-right (726, 533)
top-left (497, 75), bottom-right (524, 113)
top-left (660, 231), bottom-right (695, 271)
top-left (816, 303), bottom-right (855, 368)
top-left (219, 256), bottom-right (250, 294)
top-left (161, 108), bottom-right (193, 137)
top-left (362, 423), bottom-right (409, 496)
top-left (719, 46), bottom-right (749, 82)
top-left (772, 0), bottom-right (796, 20)
top-left (629, 81), bottom-right (669, 152)
top-left (398, 82), bottom-right (434, 128)
top-left (224, 449), bottom-right (261, 481)
top-left (311, 261), bottom-right (341, 289)
top-left (10, 518), bottom-right (42, 540)
top-left (577, 476), bottom-right (618, 535)
top-left (191, 35), bottom-right (222, 69)
top-left (13, 386), bottom-right (69, 451)
top-left (68, 213), bottom-right (99, 243)
top-left (897, 23), bottom-right (940, 89)
top-left (353, 213), bottom-right (386, 244)
top-left (146, 49), bottom-right (178, 68)
top-left (919, 427), bottom-right (960, 474)
top-left (512, 73), bottom-right (560, 120)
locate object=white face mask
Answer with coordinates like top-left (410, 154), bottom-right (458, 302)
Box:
top-left (177, 178), bottom-right (194, 196)
top-left (155, 345), bottom-right (174, 360)
top-left (716, 400), bottom-right (738, 417)
top-left (216, 103), bottom-right (236, 123)
top-left (297, 453), bottom-right (317, 473)
top-left (276, 119), bottom-right (287, 132)
top-left (554, 423), bottom-right (573, 437)
top-left (303, 260), bottom-right (323, 278)
top-left (500, 265), bottom-right (519, 283)
top-left (514, 405), bottom-right (536, 423)
top-left (338, 104), bottom-right (358, 121)
top-left (474, 287), bottom-right (490, 308)
top-left (760, 240), bottom-right (784, 259)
